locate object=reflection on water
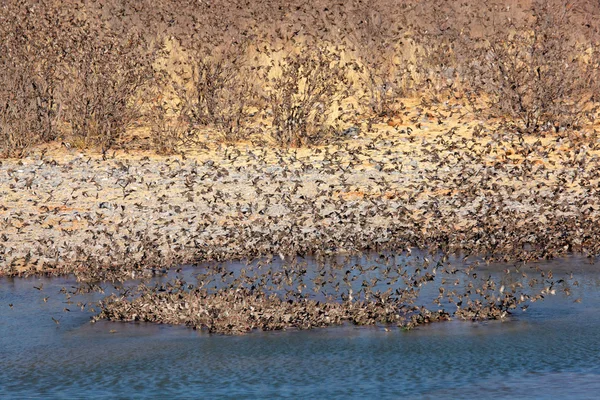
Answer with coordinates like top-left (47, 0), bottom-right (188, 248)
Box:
top-left (2, 256), bottom-right (600, 398)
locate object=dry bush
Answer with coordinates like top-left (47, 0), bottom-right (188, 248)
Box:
top-left (409, 0), bottom-right (600, 132)
top-left (0, 0), bottom-right (164, 156)
top-left (346, 6), bottom-right (409, 118)
top-left (178, 41), bottom-right (257, 143)
top-left (0, 62), bottom-right (43, 157)
top-left (4, 0), bottom-right (600, 155)
top-left (0, 1), bottom-right (64, 156)
top-left (462, 0), bottom-right (600, 132)
top-left (62, 28), bottom-right (159, 151)
top-left (148, 100), bottom-right (190, 155)
top-left (405, 0), bottom-right (479, 99)
top-left (327, 1), bottom-right (420, 118)
top-left (265, 45), bottom-right (350, 147)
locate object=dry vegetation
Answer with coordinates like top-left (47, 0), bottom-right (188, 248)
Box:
top-left (2, 0), bottom-right (600, 155)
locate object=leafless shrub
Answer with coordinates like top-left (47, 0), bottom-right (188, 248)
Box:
top-left (0, 1), bottom-right (64, 156)
top-left (406, 0), bottom-right (477, 101)
top-left (62, 29), bottom-right (158, 151)
top-left (462, 1), bottom-right (600, 132)
top-left (0, 64), bottom-right (40, 157)
top-left (1, 1), bottom-right (164, 156)
top-left (149, 100), bottom-right (190, 155)
top-left (265, 45), bottom-right (349, 147)
top-left (174, 40), bottom-right (257, 143)
top-left (346, 6), bottom-right (408, 118)
top-left (3, 0), bottom-right (600, 155)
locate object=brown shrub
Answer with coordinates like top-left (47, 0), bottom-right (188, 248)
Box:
top-left (61, 29), bottom-right (159, 151)
top-left (265, 45), bottom-right (350, 147)
top-left (148, 100), bottom-right (191, 155)
top-left (461, 1), bottom-right (600, 132)
top-left (177, 40), bottom-right (257, 143)
top-left (0, 1), bottom-right (64, 156)
top-left (346, 5), bottom-right (409, 117)
top-left (2, 0), bottom-right (600, 155)
top-left (0, 0), bottom-right (163, 155)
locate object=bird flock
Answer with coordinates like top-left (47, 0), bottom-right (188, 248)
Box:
top-left (2, 107), bottom-right (597, 333)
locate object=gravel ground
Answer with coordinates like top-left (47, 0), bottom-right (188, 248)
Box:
top-left (2, 117), bottom-right (600, 279)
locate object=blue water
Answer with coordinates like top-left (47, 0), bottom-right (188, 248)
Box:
top-left (2, 257), bottom-right (600, 399)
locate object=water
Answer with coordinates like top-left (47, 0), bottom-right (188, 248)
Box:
top-left (2, 257), bottom-right (600, 399)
